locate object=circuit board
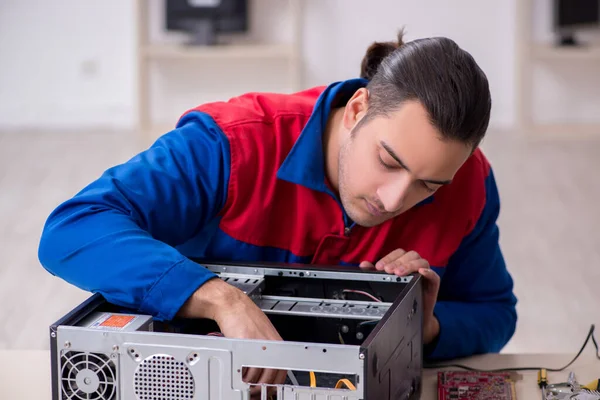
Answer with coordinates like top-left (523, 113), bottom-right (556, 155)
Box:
top-left (438, 371), bottom-right (517, 400)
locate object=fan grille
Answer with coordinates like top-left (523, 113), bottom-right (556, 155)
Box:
top-left (134, 354), bottom-right (195, 400)
top-left (60, 351), bottom-right (117, 400)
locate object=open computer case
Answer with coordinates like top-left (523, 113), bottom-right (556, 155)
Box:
top-left (50, 262), bottom-right (423, 400)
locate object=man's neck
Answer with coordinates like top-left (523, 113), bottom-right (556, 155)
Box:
top-left (322, 107), bottom-right (344, 195)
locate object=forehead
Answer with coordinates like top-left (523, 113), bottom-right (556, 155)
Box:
top-left (365, 101), bottom-right (471, 177)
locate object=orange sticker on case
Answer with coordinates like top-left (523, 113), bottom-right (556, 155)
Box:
top-left (99, 315), bottom-right (135, 328)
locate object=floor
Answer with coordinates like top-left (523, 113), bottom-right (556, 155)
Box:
top-left (1, 127), bottom-right (599, 356)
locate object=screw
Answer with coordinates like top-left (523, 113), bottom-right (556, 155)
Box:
top-left (64, 341), bottom-right (71, 348)
top-left (254, 269), bottom-right (258, 273)
top-left (84, 377), bottom-right (92, 385)
top-left (112, 345), bottom-right (119, 352)
top-left (50, 332), bottom-right (56, 338)
top-left (356, 332), bottom-right (364, 340)
top-left (223, 267), bottom-right (227, 271)
top-left (341, 325), bottom-right (349, 334)
top-left (359, 353), bottom-right (365, 360)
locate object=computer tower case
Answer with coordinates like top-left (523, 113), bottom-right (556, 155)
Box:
top-left (49, 262), bottom-right (423, 399)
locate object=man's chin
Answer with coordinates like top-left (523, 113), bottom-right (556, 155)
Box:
top-left (356, 218), bottom-right (387, 228)
top-left (346, 210), bottom-right (388, 228)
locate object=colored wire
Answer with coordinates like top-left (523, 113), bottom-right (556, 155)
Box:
top-left (335, 379), bottom-right (357, 390)
top-left (309, 371), bottom-right (316, 387)
top-left (342, 289), bottom-right (382, 302)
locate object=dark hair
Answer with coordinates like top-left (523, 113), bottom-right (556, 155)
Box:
top-left (359, 30), bottom-right (491, 149)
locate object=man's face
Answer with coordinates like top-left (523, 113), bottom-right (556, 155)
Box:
top-left (338, 98), bottom-right (473, 228)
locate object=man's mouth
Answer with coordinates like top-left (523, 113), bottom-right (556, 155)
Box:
top-left (365, 199), bottom-right (385, 217)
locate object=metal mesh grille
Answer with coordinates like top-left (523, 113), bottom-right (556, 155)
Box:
top-left (134, 354), bottom-right (195, 400)
top-left (60, 351), bottom-right (117, 400)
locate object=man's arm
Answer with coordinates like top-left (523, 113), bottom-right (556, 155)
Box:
top-left (38, 112), bottom-right (231, 321)
top-left (425, 167), bottom-right (518, 361)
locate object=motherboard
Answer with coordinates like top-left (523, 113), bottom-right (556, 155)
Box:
top-left (438, 371), bottom-right (517, 400)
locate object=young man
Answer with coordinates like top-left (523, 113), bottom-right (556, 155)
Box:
top-left (38, 34), bottom-right (517, 389)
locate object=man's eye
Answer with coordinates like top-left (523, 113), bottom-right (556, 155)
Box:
top-left (378, 156), bottom-right (395, 169)
top-left (421, 182), bottom-right (436, 193)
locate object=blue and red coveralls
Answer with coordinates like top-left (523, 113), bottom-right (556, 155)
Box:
top-left (38, 78), bottom-right (517, 361)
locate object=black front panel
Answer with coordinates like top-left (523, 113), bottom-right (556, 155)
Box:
top-left (361, 275), bottom-right (423, 400)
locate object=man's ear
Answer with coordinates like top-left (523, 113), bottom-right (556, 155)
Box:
top-left (342, 88), bottom-right (369, 131)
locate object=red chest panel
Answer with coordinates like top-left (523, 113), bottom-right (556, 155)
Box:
top-left (186, 88), bottom-right (489, 268)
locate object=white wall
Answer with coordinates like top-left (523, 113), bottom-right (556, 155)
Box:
top-left (0, 0), bottom-right (136, 130)
top-left (5, 0), bottom-right (593, 132)
top-left (300, 0), bottom-right (517, 128)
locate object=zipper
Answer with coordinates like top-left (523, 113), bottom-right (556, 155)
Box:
top-left (344, 222), bottom-right (356, 237)
top-left (322, 185), bottom-right (354, 237)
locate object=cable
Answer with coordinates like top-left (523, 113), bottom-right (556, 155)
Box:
top-left (342, 289), bottom-right (382, 302)
top-left (357, 320), bottom-right (378, 328)
top-left (424, 324), bottom-right (600, 372)
top-left (309, 371), bottom-right (316, 387)
top-left (335, 378), bottom-right (357, 390)
top-left (287, 371), bottom-right (300, 386)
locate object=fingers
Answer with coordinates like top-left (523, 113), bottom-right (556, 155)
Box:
top-left (359, 260), bottom-right (375, 270)
top-left (363, 250), bottom-right (429, 276)
top-left (375, 248), bottom-right (407, 270)
top-left (246, 367), bottom-right (264, 397)
top-left (275, 368), bottom-right (288, 385)
top-left (257, 367), bottom-right (280, 389)
top-left (394, 257), bottom-right (429, 275)
top-left (418, 267), bottom-right (440, 288)
top-left (243, 366), bottom-right (262, 386)
top-left (248, 367), bottom-right (287, 397)
top-left (398, 250), bottom-right (421, 264)
top-left (264, 368), bottom-right (287, 396)
top-left (372, 249), bottom-right (431, 276)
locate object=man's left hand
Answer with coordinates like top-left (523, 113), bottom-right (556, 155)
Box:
top-left (359, 249), bottom-right (441, 345)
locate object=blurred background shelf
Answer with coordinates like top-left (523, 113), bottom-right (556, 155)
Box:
top-left (516, 0), bottom-right (600, 136)
top-left (532, 43), bottom-right (600, 61)
top-left (135, 0), bottom-right (303, 138)
top-left (141, 43), bottom-right (296, 60)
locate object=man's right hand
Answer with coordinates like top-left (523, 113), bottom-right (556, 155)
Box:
top-left (178, 278), bottom-right (287, 396)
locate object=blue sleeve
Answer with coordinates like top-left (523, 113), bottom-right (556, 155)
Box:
top-left (38, 112), bottom-right (230, 321)
top-left (425, 168), bottom-right (518, 360)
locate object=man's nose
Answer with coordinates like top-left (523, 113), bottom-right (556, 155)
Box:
top-left (378, 176), bottom-right (411, 213)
